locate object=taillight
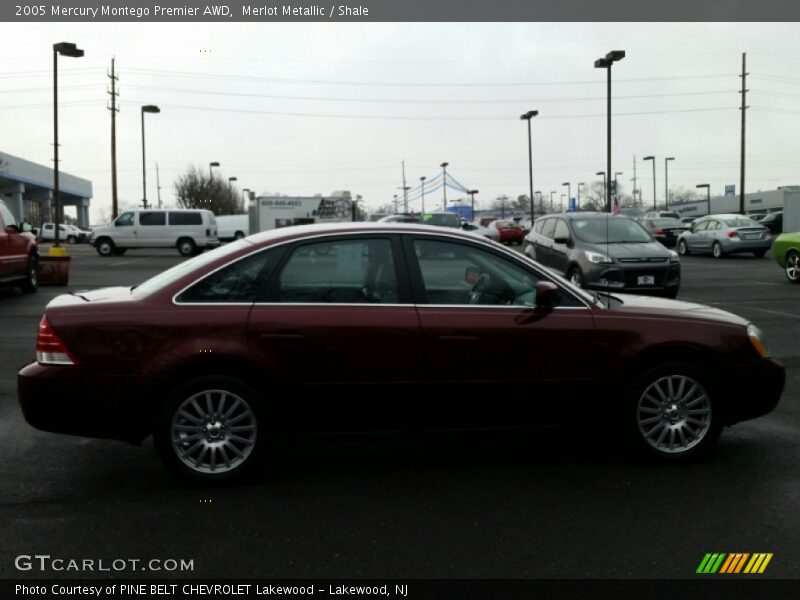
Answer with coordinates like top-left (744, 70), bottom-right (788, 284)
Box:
top-left (36, 316), bottom-right (77, 365)
top-left (655, 229), bottom-right (665, 236)
top-left (727, 231), bottom-right (738, 238)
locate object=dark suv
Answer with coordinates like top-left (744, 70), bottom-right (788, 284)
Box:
top-left (0, 200), bottom-right (38, 293)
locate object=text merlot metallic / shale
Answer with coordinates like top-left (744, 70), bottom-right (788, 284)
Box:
top-left (243, 5), bottom-right (370, 16)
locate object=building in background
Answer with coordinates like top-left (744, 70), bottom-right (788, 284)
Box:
top-left (249, 190), bottom-right (354, 232)
top-left (670, 186), bottom-right (798, 219)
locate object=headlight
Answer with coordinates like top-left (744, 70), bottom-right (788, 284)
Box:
top-left (669, 250), bottom-right (680, 263)
top-left (747, 323), bottom-right (769, 357)
top-left (584, 251), bottom-right (612, 264)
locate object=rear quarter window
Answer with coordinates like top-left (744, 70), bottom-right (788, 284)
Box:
top-left (169, 212), bottom-right (203, 226)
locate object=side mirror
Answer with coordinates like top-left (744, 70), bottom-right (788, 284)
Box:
top-left (535, 281), bottom-right (560, 310)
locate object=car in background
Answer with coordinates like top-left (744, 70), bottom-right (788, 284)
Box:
top-left (758, 211), bottom-right (783, 236)
top-left (619, 207), bottom-right (645, 220)
top-left (378, 214), bottom-right (420, 224)
top-left (17, 222), bottom-right (785, 482)
top-left (524, 212), bottom-right (680, 298)
top-left (0, 199), bottom-right (38, 293)
top-left (639, 217), bottom-right (690, 248)
top-left (519, 218), bottom-right (535, 236)
top-left (216, 214), bottom-right (249, 241)
top-left (419, 212), bottom-right (461, 229)
top-left (644, 210), bottom-right (681, 221)
top-left (477, 216), bottom-right (498, 227)
top-left (461, 222), bottom-right (500, 242)
top-left (677, 214), bottom-right (772, 258)
top-left (772, 231), bottom-right (800, 283)
top-left (681, 216), bottom-right (699, 225)
top-left (39, 222), bottom-right (85, 244)
top-left (489, 219), bottom-right (525, 245)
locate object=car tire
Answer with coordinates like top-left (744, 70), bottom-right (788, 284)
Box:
top-left (753, 249), bottom-right (766, 258)
top-left (625, 362), bottom-right (721, 462)
top-left (113, 248), bottom-right (127, 256)
top-left (66, 235), bottom-right (76, 244)
top-left (177, 238), bottom-right (197, 257)
top-left (20, 254), bottom-right (38, 294)
top-left (677, 239), bottom-right (690, 256)
top-left (154, 375), bottom-right (264, 484)
top-left (234, 231), bottom-right (245, 240)
top-left (95, 238), bottom-right (115, 257)
top-left (712, 241), bottom-right (724, 259)
top-left (568, 266), bottom-right (585, 288)
top-left (785, 250), bottom-right (800, 284)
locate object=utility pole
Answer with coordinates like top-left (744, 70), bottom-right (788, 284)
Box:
top-left (156, 162), bottom-right (162, 209)
top-left (739, 52), bottom-right (748, 215)
top-left (401, 160), bottom-right (408, 213)
top-left (632, 155), bottom-right (637, 208)
top-left (107, 58), bottom-right (119, 219)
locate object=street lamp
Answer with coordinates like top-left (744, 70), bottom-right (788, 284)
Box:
top-left (440, 162), bottom-right (449, 210)
top-left (209, 161), bottom-right (220, 178)
top-left (550, 191), bottom-right (556, 213)
top-left (420, 176), bottom-right (426, 213)
top-left (643, 156), bottom-right (656, 210)
top-left (140, 105), bottom-right (160, 210)
top-left (535, 190), bottom-right (542, 214)
top-left (596, 171), bottom-right (607, 208)
top-left (614, 172), bottom-right (623, 206)
top-left (562, 182), bottom-right (571, 211)
top-left (696, 184), bottom-right (711, 216)
top-left (52, 42), bottom-right (84, 252)
top-left (594, 49), bottom-right (626, 213)
top-left (577, 183), bottom-right (585, 208)
top-left (520, 110), bottom-right (539, 219)
top-left (397, 186), bottom-right (411, 213)
top-left (468, 190), bottom-right (479, 219)
top-left (393, 194), bottom-right (398, 213)
top-left (665, 157), bottom-right (675, 207)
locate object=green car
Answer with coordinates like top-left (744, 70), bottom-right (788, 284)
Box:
top-left (773, 231), bottom-right (800, 283)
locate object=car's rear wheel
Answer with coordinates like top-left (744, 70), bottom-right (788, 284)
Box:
top-left (712, 241), bottom-right (724, 258)
top-left (785, 250), bottom-right (800, 283)
top-left (234, 231), bottom-right (245, 240)
top-left (627, 363), bottom-right (721, 462)
top-left (20, 254), bottom-right (38, 293)
top-left (95, 238), bottom-right (115, 257)
top-left (154, 376), bottom-right (262, 483)
top-left (677, 239), bottom-right (689, 256)
top-left (753, 249), bottom-right (766, 258)
top-left (568, 266), bottom-right (585, 288)
top-left (177, 238), bottom-right (196, 257)
top-left (66, 235), bottom-right (76, 244)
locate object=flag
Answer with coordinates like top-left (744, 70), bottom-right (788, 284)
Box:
top-left (612, 196), bottom-right (620, 215)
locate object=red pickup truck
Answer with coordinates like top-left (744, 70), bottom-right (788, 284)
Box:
top-left (0, 199), bottom-right (38, 293)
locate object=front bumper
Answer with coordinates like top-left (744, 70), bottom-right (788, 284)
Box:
top-left (17, 362), bottom-right (151, 443)
top-left (720, 357), bottom-right (785, 425)
top-left (585, 262), bottom-right (681, 296)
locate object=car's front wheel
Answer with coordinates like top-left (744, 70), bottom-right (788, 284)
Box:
top-left (154, 376), bottom-right (262, 483)
top-left (627, 363), bottom-right (721, 462)
top-left (785, 250), bottom-right (800, 283)
top-left (677, 239), bottom-right (690, 256)
top-left (95, 238), bottom-right (115, 257)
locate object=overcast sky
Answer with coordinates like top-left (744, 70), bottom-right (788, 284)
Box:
top-left (3, 22), bottom-right (800, 221)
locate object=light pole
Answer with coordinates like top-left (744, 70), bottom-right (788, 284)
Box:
top-left (393, 194), bottom-right (398, 213)
top-left (520, 110), bottom-right (538, 219)
top-left (420, 176), bottom-right (426, 214)
top-left (614, 172), bottom-right (623, 206)
top-left (562, 182), bottom-right (571, 211)
top-left (140, 105), bottom-right (160, 210)
top-left (468, 190), bottom-right (479, 220)
top-left (594, 50), bottom-right (626, 213)
top-left (440, 162), bottom-right (449, 210)
top-left (665, 157), bottom-right (675, 207)
top-left (550, 191), bottom-right (556, 213)
top-left (535, 190), bottom-right (542, 214)
top-left (577, 183), bottom-right (585, 209)
top-left (397, 186), bottom-right (410, 213)
top-left (696, 184), bottom-right (711, 216)
top-left (596, 171), bottom-right (606, 208)
top-left (209, 161), bottom-right (220, 179)
top-left (52, 42), bottom-right (84, 251)
top-left (643, 156), bottom-right (656, 210)
top-left (560, 194), bottom-right (566, 212)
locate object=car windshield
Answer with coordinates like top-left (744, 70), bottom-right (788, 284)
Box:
top-left (651, 218), bottom-right (684, 228)
top-left (722, 217), bottom-right (760, 228)
top-left (421, 213), bottom-right (461, 228)
top-left (571, 217), bottom-right (652, 244)
top-left (131, 239), bottom-right (253, 297)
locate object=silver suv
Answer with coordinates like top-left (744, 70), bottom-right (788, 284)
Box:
top-left (524, 212), bottom-right (681, 298)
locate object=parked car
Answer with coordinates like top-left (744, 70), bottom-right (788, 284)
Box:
top-left (216, 214), bottom-right (249, 241)
top-left (758, 211), bottom-right (783, 235)
top-left (519, 218), bottom-right (535, 236)
top-left (644, 211), bottom-right (681, 220)
top-left (419, 212), bottom-right (461, 229)
top-left (90, 209), bottom-right (219, 257)
top-left (489, 219), bottom-right (525, 245)
top-left (17, 223), bottom-right (784, 482)
top-left (39, 222), bottom-right (85, 244)
top-left (461, 222), bottom-right (500, 242)
top-left (378, 214), bottom-right (420, 224)
top-left (619, 207), bottom-right (645, 220)
top-left (681, 216), bottom-right (699, 225)
top-left (524, 213), bottom-right (680, 298)
top-left (0, 199), bottom-right (38, 293)
top-left (772, 231), bottom-right (800, 283)
top-left (677, 214), bottom-right (772, 258)
top-left (639, 218), bottom-right (690, 248)
top-left (477, 216), bottom-right (498, 227)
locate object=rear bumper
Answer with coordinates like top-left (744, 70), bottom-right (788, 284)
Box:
top-left (721, 357), bottom-right (785, 424)
top-left (17, 362), bottom-right (151, 443)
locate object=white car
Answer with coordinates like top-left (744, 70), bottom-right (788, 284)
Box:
top-left (39, 223), bottom-right (86, 244)
top-left (461, 222), bottom-right (501, 242)
top-left (215, 214), bottom-right (249, 241)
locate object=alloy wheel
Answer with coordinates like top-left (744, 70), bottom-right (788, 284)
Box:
top-left (786, 251), bottom-right (800, 283)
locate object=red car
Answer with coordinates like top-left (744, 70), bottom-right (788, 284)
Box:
top-left (0, 199), bottom-right (38, 293)
top-left (490, 219), bottom-right (525, 245)
top-left (18, 223), bottom-right (784, 482)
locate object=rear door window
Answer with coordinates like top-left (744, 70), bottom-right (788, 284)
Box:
top-left (169, 212), bottom-right (203, 226)
top-left (139, 211), bottom-right (166, 226)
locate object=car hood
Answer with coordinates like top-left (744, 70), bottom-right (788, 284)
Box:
top-left (609, 294), bottom-right (749, 327)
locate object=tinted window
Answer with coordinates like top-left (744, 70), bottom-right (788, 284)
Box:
top-left (651, 218), bottom-right (683, 228)
top-left (571, 217), bottom-right (651, 244)
top-left (139, 211), bottom-right (166, 226)
top-left (553, 219), bottom-right (570, 239)
top-left (176, 249), bottom-right (280, 303)
top-left (169, 212), bottom-right (203, 226)
top-left (722, 217), bottom-right (759, 228)
top-left (276, 238), bottom-right (398, 304)
top-left (413, 239), bottom-right (557, 307)
top-left (692, 220), bottom-right (708, 231)
top-left (116, 212), bottom-right (134, 226)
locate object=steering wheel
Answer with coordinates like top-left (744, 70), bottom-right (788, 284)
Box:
top-left (467, 273), bottom-right (491, 305)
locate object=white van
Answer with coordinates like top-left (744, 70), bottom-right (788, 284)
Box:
top-left (90, 209), bottom-right (219, 257)
top-left (215, 214), bottom-right (249, 241)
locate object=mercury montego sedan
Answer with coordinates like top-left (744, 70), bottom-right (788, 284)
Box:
top-left (18, 223), bottom-right (784, 482)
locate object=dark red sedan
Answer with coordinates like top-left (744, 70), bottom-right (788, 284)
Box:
top-left (18, 223), bottom-right (784, 482)
top-left (489, 219), bottom-right (525, 245)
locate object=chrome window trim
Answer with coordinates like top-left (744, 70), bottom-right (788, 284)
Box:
top-left (170, 228), bottom-right (592, 310)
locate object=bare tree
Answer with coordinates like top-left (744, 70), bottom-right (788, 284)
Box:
top-left (174, 166), bottom-right (242, 215)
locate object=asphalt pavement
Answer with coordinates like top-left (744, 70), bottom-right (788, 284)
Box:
top-left (1, 243), bottom-right (798, 579)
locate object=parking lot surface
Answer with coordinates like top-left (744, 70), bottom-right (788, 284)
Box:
top-left (1, 244), bottom-right (798, 578)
